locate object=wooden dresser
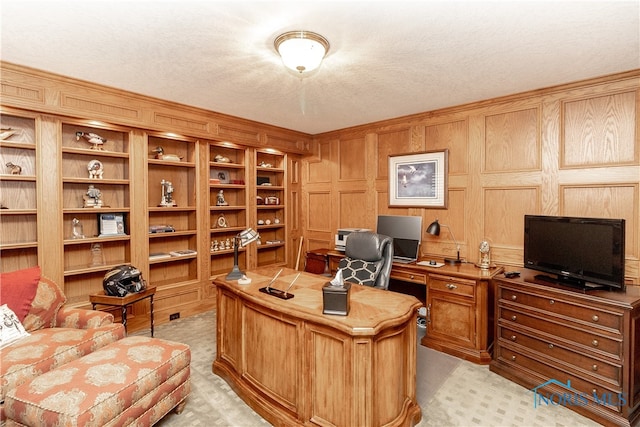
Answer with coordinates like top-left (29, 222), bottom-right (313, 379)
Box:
top-left (490, 269), bottom-right (640, 426)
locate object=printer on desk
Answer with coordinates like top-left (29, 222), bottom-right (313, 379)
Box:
top-left (334, 228), bottom-right (371, 251)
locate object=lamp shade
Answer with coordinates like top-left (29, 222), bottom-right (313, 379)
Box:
top-left (238, 228), bottom-right (259, 247)
top-left (426, 220), bottom-right (441, 236)
top-left (274, 30), bottom-right (329, 74)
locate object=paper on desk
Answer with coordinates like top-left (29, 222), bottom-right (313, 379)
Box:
top-left (417, 260), bottom-right (445, 268)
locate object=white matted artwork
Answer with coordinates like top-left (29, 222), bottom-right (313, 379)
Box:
top-left (388, 150), bottom-right (448, 208)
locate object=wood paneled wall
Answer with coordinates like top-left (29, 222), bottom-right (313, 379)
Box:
top-left (303, 70), bottom-right (640, 285)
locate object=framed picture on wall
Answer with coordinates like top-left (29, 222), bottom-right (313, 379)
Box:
top-left (388, 150), bottom-right (448, 208)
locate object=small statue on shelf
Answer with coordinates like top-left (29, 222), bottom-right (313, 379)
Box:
top-left (89, 243), bottom-right (105, 267)
top-left (216, 190), bottom-right (228, 206)
top-left (87, 159), bottom-right (103, 179)
top-left (76, 131), bottom-right (106, 150)
top-left (151, 146), bottom-right (182, 161)
top-left (159, 179), bottom-right (176, 207)
top-left (0, 128), bottom-right (17, 140)
top-left (214, 154), bottom-right (231, 163)
top-left (5, 162), bottom-right (22, 175)
top-left (71, 217), bottom-right (85, 239)
top-left (83, 185), bottom-right (103, 208)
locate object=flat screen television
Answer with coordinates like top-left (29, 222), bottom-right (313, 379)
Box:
top-left (524, 215), bottom-right (625, 291)
top-left (376, 215), bottom-right (422, 262)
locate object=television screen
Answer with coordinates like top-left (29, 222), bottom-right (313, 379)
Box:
top-left (376, 215), bottom-right (422, 261)
top-left (524, 215), bottom-right (625, 290)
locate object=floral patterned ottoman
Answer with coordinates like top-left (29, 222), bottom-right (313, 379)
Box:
top-left (4, 336), bottom-right (190, 426)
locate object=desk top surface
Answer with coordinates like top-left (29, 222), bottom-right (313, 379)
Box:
top-left (312, 248), bottom-right (504, 280)
top-left (213, 267), bottom-right (422, 336)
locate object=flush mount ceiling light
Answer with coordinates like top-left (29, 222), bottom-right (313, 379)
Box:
top-left (274, 30), bottom-right (330, 75)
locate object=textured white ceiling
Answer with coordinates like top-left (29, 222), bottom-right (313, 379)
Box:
top-left (1, 1), bottom-right (639, 134)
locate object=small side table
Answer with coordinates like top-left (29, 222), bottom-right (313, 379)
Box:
top-left (90, 287), bottom-right (156, 337)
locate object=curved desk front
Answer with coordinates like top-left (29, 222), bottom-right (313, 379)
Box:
top-left (212, 267), bottom-right (422, 427)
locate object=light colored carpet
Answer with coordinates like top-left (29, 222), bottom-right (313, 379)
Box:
top-left (153, 310), bottom-right (605, 427)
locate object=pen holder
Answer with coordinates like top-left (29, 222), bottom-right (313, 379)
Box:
top-left (322, 282), bottom-right (351, 316)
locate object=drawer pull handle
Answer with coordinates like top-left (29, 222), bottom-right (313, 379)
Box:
top-left (592, 364), bottom-right (598, 371)
top-left (548, 343), bottom-right (554, 349)
top-left (511, 315), bottom-right (517, 321)
top-left (511, 355), bottom-right (516, 361)
top-left (410, 275), bottom-right (415, 279)
top-left (592, 339), bottom-right (599, 347)
top-left (511, 295), bottom-right (517, 301)
top-left (592, 315), bottom-right (599, 322)
top-left (549, 299), bottom-right (555, 305)
top-left (446, 283), bottom-right (457, 290)
top-left (510, 335), bottom-right (516, 341)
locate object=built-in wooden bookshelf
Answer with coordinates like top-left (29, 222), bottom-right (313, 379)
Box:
top-left (0, 113), bottom-right (38, 272)
top-left (255, 149), bottom-right (287, 267)
top-left (208, 142), bottom-right (249, 277)
top-left (146, 134), bottom-right (199, 288)
top-left (60, 122), bottom-right (132, 304)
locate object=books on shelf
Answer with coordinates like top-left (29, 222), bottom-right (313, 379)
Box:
top-left (149, 252), bottom-right (171, 260)
top-left (169, 249), bottom-right (197, 257)
top-left (149, 225), bottom-right (175, 233)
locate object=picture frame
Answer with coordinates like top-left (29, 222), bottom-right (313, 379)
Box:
top-left (210, 169), bottom-right (230, 184)
top-left (98, 213), bottom-right (126, 236)
top-left (388, 150), bottom-right (448, 208)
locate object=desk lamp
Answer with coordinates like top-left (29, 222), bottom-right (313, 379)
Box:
top-left (226, 228), bottom-right (260, 280)
top-left (426, 219), bottom-right (462, 265)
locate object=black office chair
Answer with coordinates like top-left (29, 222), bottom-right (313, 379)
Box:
top-left (339, 231), bottom-right (393, 289)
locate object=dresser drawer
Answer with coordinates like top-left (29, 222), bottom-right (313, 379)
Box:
top-left (499, 287), bottom-right (622, 333)
top-left (390, 269), bottom-right (426, 285)
top-left (498, 306), bottom-right (622, 359)
top-left (495, 345), bottom-right (624, 413)
top-left (498, 326), bottom-right (622, 386)
top-left (429, 274), bottom-right (475, 298)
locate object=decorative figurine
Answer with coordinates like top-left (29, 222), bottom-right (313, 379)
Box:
top-left (159, 179), bottom-right (176, 207)
top-left (83, 185), bottom-right (103, 208)
top-left (89, 243), bottom-right (105, 267)
top-left (71, 217), bottom-right (85, 239)
top-left (216, 190), bottom-right (228, 206)
top-left (214, 154), bottom-right (231, 163)
top-left (87, 159), bottom-right (104, 179)
top-left (216, 214), bottom-right (228, 228)
top-left (5, 162), bottom-right (22, 175)
top-left (151, 146), bottom-right (182, 161)
top-left (0, 128), bottom-right (17, 140)
top-left (259, 161), bottom-right (273, 168)
top-left (76, 131), bottom-right (106, 150)
top-left (478, 240), bottom-right (491, 270)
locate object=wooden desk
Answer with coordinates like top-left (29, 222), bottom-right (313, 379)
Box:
top-left (90, 287), bottom-right (156, 337)
top-left (311, 248), bottom-right (504, 364)
top-left (212, 267), bottom-right (422, 427)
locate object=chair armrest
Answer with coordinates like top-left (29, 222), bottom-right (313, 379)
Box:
top-left (55, 306), bottom-right (115, 329)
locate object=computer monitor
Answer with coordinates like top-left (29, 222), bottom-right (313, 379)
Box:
top-left (376, 215), bottom-right (422, 262)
